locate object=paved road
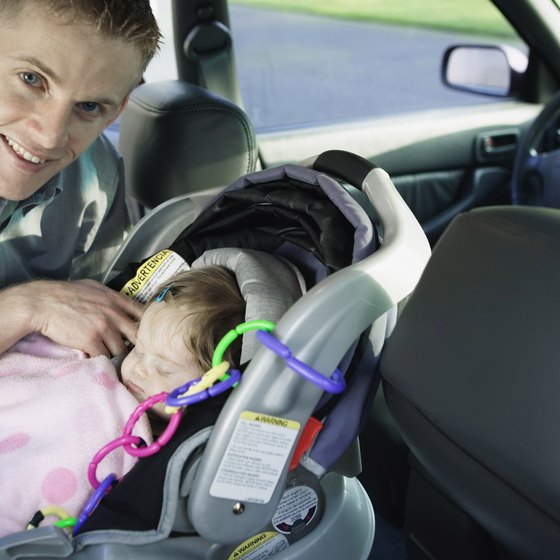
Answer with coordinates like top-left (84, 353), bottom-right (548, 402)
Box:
top-left (144, 4), bottom-right (515, 132)
top-left (229, 6), bottom-right (507, 130)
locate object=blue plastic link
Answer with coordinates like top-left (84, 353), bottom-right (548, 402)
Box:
top-left (255, 330), bottom-right (346, 394)
top-left (73, 473), bottom-right (116, 535)
top-left (166, 369), bottom-right (241, 407)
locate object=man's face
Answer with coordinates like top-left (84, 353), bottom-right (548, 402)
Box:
top-left (0, 3), bottom-right (142, 200)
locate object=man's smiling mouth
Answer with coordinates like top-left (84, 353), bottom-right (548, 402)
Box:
top-left (4, 136), bottom-right (47, 165)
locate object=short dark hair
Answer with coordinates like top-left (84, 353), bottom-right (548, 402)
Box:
top-left (152, 266), bottom-right (246, 372)
top-left (0, 0), bottom-right (161, 72)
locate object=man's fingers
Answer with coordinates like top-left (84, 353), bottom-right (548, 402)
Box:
top-left (78, 337), bottom-right (111, 359)
top-left (80, 280), bottom-right (144, 321)
top-left (102, 333), bottom-right (128, 358)
top-left (27, 279), bottom-right (143, 358)
top-left (119, 320), bottom-right (139, 346)
top-left (102, 293), bottom-right (142, 345)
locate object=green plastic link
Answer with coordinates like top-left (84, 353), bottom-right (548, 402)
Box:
top-left (54, 517), bottom-right (76, 529)
top-left (212, 330), bottom-right (239, 368)
top-left (211, 320), bottom-right (276, 373)
top-left (236, 319), bottom-right (276, 335)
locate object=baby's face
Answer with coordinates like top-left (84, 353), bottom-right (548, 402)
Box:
top-left (120, 302), bottom-right (200, 416)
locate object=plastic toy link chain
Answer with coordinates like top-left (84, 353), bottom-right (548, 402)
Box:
top-left (65, 319), bottom-right (345, 535)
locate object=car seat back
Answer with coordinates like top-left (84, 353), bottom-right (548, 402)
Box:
top-left (380, 205), bottom-right (560, 560)
top-left (119, 80), bottom-right (258, 220)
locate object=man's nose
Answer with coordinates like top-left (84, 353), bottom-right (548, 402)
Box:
top-left (30, 101), bottom-right (71, 150)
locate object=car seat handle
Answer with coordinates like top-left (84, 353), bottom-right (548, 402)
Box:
top-left (309, 150), bottom-right (377, 191)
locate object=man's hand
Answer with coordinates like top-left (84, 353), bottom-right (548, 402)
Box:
top-left (1, 279), bottom-right (143, 357)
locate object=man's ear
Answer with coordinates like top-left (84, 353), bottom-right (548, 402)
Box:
top-left (107, 95), bottom-right (130, 126)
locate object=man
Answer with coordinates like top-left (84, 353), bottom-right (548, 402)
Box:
top-left (0, 0), bottom-right (161, 357)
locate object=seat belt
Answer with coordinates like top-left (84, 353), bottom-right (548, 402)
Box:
top-left (183, 20), bottom-right (244, 107)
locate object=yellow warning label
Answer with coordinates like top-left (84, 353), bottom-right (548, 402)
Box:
top-left (240, 411), bottom-right (300, 431)
top-left (120, 250), bottom-right (190, 303)
top-left (227, 531), bottom-right (289, 560)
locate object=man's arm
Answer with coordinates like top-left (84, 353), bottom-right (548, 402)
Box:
top-left (0, 279), bottom-right (143, 357)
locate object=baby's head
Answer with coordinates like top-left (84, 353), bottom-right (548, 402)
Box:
top-left (120, 266), bottom-right (246, 416)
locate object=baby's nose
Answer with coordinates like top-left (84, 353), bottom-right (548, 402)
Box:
top-left (135, 363), bottom-right (149, 380)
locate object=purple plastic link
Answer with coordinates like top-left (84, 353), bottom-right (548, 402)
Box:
top-left (286, 356), bottom-right (345, 394)
top-left (256, 330), bottom-right (292, 358)
top-left (166, 379), bottom-right (212, 407)
top-left (166, 369), bottom-right (241, 406)
top-left (73, 473), bottom-right (116, 536)
top-left (208, 369), bottom-right (240, 396)
top-left (255, 330), bottom-right (346, 394)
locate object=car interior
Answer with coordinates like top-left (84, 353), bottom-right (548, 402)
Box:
top-left (129, 2), bottom-right (560, 559)
top-left (3, 0), bottom-right (560, 558)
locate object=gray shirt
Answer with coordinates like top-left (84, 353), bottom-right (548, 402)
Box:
top-left (0, 134), bottom-right (130, 286)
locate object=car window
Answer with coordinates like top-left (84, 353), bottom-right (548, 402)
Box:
top-left (145, 0), bottom-right (526, 132)
top-left (146, 0), bottom-right (178, 82)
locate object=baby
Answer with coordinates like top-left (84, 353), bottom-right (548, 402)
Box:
top-left (120, 265), bottom-right (246, 417)
top-left (0, 265), bottom-right (245, 536)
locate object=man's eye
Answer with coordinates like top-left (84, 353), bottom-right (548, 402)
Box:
top-left (79, 101), bottom-right (101, 115)
top-left (20, 72), bottom-right (41, 87)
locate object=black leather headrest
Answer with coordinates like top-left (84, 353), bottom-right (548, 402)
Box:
top-left (119, 80), bottom-right (258, 209)
top-left (380, 206), bottom-right (560, 559)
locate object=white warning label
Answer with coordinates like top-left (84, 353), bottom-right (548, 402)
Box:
top-left (120, 249), bottom-right (190, 303)
top-left (210, 411), bottom-right (300, 504)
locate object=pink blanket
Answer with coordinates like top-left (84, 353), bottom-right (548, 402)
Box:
top-left (0, 334), bottom-right (152, 537)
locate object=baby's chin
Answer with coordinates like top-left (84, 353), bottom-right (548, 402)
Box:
top-left (149, 402), bottom-right (176, 419)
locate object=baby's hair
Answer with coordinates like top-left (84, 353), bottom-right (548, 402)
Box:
top-left (0, 0), bottom-right (161, 74)
top-left (151, 266), bottom-right (246, 373)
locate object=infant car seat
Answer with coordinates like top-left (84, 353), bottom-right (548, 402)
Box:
top-left (0, 151), bottom-right (430, 559)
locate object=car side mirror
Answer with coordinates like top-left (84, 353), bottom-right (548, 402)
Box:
top-left (441, 44), bottom-right (528, 97)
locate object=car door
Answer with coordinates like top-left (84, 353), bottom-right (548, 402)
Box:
top-left (150, 0), bottom-right (558, 244)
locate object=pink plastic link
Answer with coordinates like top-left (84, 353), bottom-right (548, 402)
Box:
top-left (87, 393), bottom-right (182, 488)
top-left (123, 410), bottom-right (182, 458)
top-left (123, 392), bottom-right (165, 433)
top-left (88, 435), bottom-right (142, 489)
top-left (121, 392), bottom-right (182, 458)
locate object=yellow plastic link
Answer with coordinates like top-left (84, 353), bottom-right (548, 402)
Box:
top-left (26, 505), bottom-right (72, 530)
top-left (164, 361), bottom-right (230, 415)
top-left (41, 505), bottom-right (71, 520)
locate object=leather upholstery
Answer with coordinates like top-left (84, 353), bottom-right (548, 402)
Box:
top-left (119, 80), bottom-right (258, 210)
